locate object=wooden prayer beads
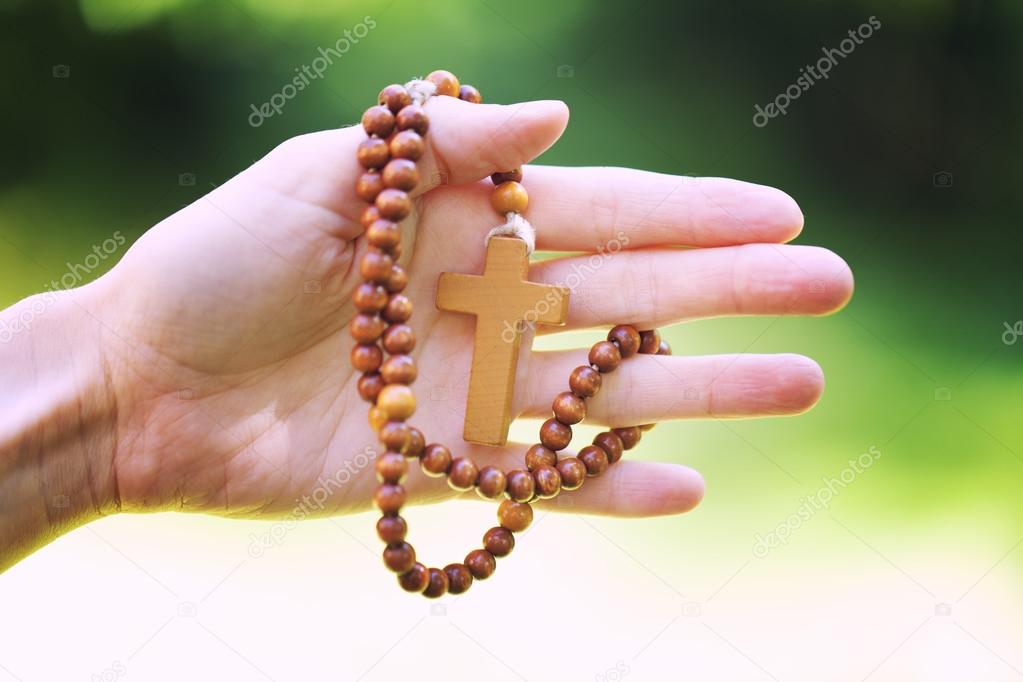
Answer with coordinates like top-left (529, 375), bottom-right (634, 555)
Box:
top-left (351, 71), bottom-right (671, 598)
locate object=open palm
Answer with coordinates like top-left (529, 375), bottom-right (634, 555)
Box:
top-left (89, 95), bottom-right (852, 520)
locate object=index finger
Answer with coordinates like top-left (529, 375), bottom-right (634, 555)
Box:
top-left (522, 165), bottom-right (805, 251)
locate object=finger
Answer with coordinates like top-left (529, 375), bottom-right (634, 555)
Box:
top-left (531, 461), bottom-right (705, 517)
top-left (520, 352), bottom-right (826, 425)
top-left (249, 97), bottom-right (569, 235)
top-left (529, 244), bottom-right (853, 331)
top-left (454, 448), bottom-right (705, 517)
top-left (526, 166), bottom-right (804, 250)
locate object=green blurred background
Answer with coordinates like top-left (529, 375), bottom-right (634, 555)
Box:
top-left (1, 0), bottom-right (1020, 680)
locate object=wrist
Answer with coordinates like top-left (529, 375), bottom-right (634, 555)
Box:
top-left (0, 283), bottom-right (120, 568)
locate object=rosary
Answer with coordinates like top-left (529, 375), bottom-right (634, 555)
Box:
top-left (351, 70), bottom-right (669, 598)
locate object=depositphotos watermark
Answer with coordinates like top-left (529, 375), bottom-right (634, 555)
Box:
top-left (752, 445), bottom-right (881, 558)
top-left (248, 15), bottom-right (377, 128)
top-left (247, 446), bottom-right (377, 558)
top-left (752, 15), bottom-right (881, 128)
top-left (499, 230), bottom-right (631, 343)
top-left (0, 231), bottom-right (127, 345)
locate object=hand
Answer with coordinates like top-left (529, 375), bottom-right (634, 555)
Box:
top-left (69, 96), bottom-right (852, 525)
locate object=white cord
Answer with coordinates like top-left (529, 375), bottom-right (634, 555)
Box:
top-left (486, 212), bottom-right (536, 255)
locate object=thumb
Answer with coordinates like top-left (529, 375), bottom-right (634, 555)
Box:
top-left (414, 96), bottom-right (570, 190)
top-left (245, 96), bottom-right (569, 237)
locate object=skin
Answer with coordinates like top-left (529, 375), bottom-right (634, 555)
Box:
top-left (0, 96), bottom-right (853, 571)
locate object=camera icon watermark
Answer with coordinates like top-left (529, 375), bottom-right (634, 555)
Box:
top-left (934, 387), bottom-right (952, 401)
top-left (303, 280), bottom-right (322, 294)
top-left (52, 64), bottom-right (70, 78)
top-left (681, 601), bottom-right (702, 617)
top-left (933, 171), bottom-right (953, 188)
top-left (53, 494), bottom-right (71, 509)
top-left (683, 387), bottom-right (701, 401)
top-left (934, 602), bottom-right (952, 616)
top-left (430, 603), bottom-right (447, 617)
top-left (808, 279), bottom-right (827, 294)
top-left (177, 602), bottom-right (198, 617)
top-left (178, 173), bottom-right (196, 187)
top-left (178, 388), bottom-right (196, 401)
top-left (556, 64), bottom-right (575, 78)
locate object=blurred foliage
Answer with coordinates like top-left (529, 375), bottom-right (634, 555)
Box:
top-left (0, 0), bottom-right (1020, 529)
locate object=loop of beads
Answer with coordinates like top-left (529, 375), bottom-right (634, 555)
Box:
top-left (352, 70), bottom-right (671, 597)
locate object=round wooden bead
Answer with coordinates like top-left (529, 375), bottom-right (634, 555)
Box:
top-left (476, 466), bottom-right (507, 499)
top-left (639, 329), bottom-right (661, 354)
top-left (375, 484), bottom-right (406, 514)
top-left (360, 204), bottom-right (381, 229)
top-left (577, 445), bottom-right (609, 477)
top-left (362, 105), bottom-right (395, 138)
top-left (376, 452), bottom-right (407, 484)
top-left (357, 137), bottom-right (390, 169)
top-left (505, 469), bottom-right (535, 503)
top-left (539, 418), bottom-right (572, 451)
top-left (375, 188), bottom-right (412, 221)
top-left (552, 391), bottom-right (586, 425)
top-left (382, 158), bottom-right (419, 192)
top-left (383, 542), bottom-right (416, 573)
top-left (464, 549), bottom-right (496, 580)
top-left (589, 341), bottom-right (622, 373)
top-left (458, 84), bottom-right (482, 103)
top-left (614, 426), bottom-right (642, 450)
top-left (491, 181), bottom-right (528, 214)
top-left (420, 444), bottom-right (452, 477)
top-left (350, 343), bottom-right (382, 372)
top-left (350, 314), bottom-right (385, 343)
top-left (378, 83), bottom-right (412, 113)
top-left (444, 563), bottom-right (473, 595)
top-left (380, 354), bottom-right (417, 384)
top-left (354, 283), bottom-right (389, 312)
top-left (608, 324), bottom-right (641, 358)
top-left (557, 457), bottom-right (587, 490)
top-left (498, 500), bottom-right (533, 533)
top-left (380, 421), bottom-right (411, 453)
top-left (357, 372), bottom-right (384, 402)
top-left (386, 264), bottom-right (408, 293)
top-left (483, 526), bottom-right (515, 557)
top-left (383, 294), bottom-right (413, 323)
top-left (382, 323), bottom-right (415, 354)
top-left (389, 130), bottom-right (424, 161)
top-left (377, 384), bottom-right (416, 421)
top-left (569, 365), bottom-right (602, 398)
top-left (356, 171), bottom-right (384, 203)
top-left (524, 444), bottom-right (557, 472)
top-left (366, 219), bottom-right (401, 250)
top-left (368, 406), bottom-right (387, 432)
top-left (426, 69), bottom-right (460, 97)
top-left (360, 249), bottom-right (393, 284)
top-left (491, 168), bottom-right (522, 185)
top-left (533, 465), bottom-right (562, 499)
top-left (398, 562), bottom-right (429, 593)
top-left (406, 427), bottom-right (425, 458)
top-left (376, 514), bottom-right (407, 543)
top-left (422, 567), bottom-right (448, 599)
top-left (447, 457), bottom-right (479, 492)
top-left (593, 431), bottom-right (624, 464)
top-left (396, 104), bottom-right (429, 135)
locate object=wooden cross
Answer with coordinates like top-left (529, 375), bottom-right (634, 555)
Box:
top-left (437, 237), bottom-right (569, 446)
